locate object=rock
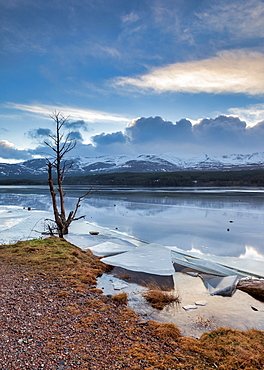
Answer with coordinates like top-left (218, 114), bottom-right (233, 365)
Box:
top-left (137, 320), bottom-right (148, 326)
top-left (89, 231), bottom-right (99, 235)
top-left (237, 279), bottom-right (264, 299)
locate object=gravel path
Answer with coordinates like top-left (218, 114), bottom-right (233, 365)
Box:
top-left (0, 262), bottom-right (184, 370)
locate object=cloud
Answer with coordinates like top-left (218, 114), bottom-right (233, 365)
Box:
top-left (4, 102), bottom-right (131, 124)
top-left (228, 104), bottom-right (264, 127)
top-left (86, 43), bottom-right (121, 59)
top-left (115, 50), bottom-right (264, 95)
top-left (92, 131), bottom-right (128, 146)
top-left (68, 131), bottom-right (83, 142)
top-left (196, 0), bottom-right (264, 40)
top-left (126, 116), bottom-right (193, 143)
top-left (3, 113), bottom-right (264, 161)
top-left (27, 128), bottom-right (52, 140)
top-left (193, 115), bottom-right (247, 147)
top-left (87, 115), bottom-right (264, 155)
top-left (65, 120), bottom-right (89, 131)
top-left (0, 140), bottom-right (32, 161)
top-left (121, 12), bottom-right (140, 24)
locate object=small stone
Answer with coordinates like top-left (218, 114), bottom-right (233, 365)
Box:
top-left (137, 320), bottom-right (148, 326)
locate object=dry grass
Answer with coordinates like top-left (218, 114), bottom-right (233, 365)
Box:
top-left (0, 237), bottom-right (263, 369)
top-left (143, 284), bottom-right (181, 309)
top-left (148, 320), bottom-right (181, 340)
top-left (195, 315), bottom-right (216, 330)
top-left (0, 236), bottom-right (108, 290)
top-left (112, 292), bottom-right (128, 304)
top-left (180, 327), bottom-right (264, 369)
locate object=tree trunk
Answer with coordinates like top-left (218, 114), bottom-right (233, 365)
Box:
top-left (47, 163), bottom-right (64, 238)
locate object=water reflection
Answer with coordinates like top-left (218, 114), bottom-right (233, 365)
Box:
top-left (0, 186), bottom-right (264, 258)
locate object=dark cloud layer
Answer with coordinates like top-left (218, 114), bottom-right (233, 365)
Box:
top-left (0, 141), bottom-right (31, 160)
top-left (68, 131), bottom-right (84, 142)
top-left (125, 116), bottom-right (193, 143)
top-left (3, 114), bottom-right (264, 161)
top-left (92, 131), bottom-right (128, 145)
top-left (90, 115), bottom-right (264, 155)
top-left (27, 128), bottom-right (52, 140)
top-left (66, 120), bottom-right (89, 131)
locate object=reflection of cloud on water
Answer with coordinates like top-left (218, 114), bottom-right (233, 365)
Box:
top-left (239, 246), bottom-right (264, 261)
top-left (1, 187), bottom-right (264, 258)
top-left (0, 193), bottom-right (52, 212)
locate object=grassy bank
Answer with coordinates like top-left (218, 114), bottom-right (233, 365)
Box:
top-left (0, 237), bottom-right (263, 369)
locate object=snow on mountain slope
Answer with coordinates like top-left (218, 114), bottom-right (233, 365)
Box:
top-left (1, 152), bottom-right (264, 180)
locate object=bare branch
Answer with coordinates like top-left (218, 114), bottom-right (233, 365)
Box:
top-left (45, 111), bottom-right (93, 237)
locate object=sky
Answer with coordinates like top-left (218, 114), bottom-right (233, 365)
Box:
top-left (1, 0), bottom-right (264, 163)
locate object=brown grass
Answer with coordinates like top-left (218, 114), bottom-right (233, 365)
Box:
top-left (180, 327), bottom-right (264, 369)
top-left (112, 292), bottom-right (128, 304)
top-left (143, 284), bottom-right (181, 309)
top-left (0, 237), bottom-right (263, 369)
top-left (0, 237), bottom-right (108, 290)
top-left (148, 320), bottom-right (181, 340)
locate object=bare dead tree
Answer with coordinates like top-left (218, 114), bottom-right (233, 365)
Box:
top-left (45, 111), bottom-right (90, 238)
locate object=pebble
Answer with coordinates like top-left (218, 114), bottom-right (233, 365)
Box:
top-left (0, 263), bottom-right (183, 369)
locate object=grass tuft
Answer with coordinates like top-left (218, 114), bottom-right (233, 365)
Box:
top-left (148, 320), bottom-right (181, 340)
top-left (180, 327), bottom-right (264, 369)
top-left (112, 292), bottom-right (128, 304)
top-left (143, 285), bottom-right (180, 310)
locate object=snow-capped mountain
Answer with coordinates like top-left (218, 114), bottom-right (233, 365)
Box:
top-left (1, 152), bottom-right (264, 180)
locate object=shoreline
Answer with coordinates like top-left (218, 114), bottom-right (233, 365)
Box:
top-left (0, 204), bottom-right (263, 339)
top-left (0, 238), bottom-right (263, 369)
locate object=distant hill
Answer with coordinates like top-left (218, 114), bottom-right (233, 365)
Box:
top-left (0, 152), bottom-right (264, 183)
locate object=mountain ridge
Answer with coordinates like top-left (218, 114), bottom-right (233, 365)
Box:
top-left (1, 152), bottom-right (264, 180)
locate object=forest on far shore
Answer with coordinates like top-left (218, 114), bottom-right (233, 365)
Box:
top-left (1, 169), bottom-right (264, 187)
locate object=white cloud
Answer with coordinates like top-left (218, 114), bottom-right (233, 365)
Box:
top-left (4, 102), bottom-right (131, 124)
top-left (228, 104), bottom-right (264, 127)
top-left (115, 50), bottom-right (264, 95)
top-left (121, 12), bottom-right (140, 24)
top-left (196, 0), bottom-right (264, 39)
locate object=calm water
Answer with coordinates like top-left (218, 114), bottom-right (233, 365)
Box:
top-left (0, 185), bottom-right (264, 259)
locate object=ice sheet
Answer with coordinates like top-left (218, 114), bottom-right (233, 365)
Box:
top-left (101, 243), bottom-right (175, 276)
top-left (203, 275), bottom-right (239, 296)
top-left (170, 247), bottom-right (264, 279)
top-left (0, 207), bottom-right (52, 244)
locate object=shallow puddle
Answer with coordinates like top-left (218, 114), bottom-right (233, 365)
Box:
top-left (97, 270), bottom-right (264, 338)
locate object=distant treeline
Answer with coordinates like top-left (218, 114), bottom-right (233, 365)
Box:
top-left (1, 169), bottom-right (264, 187)
top-left (0, 179), bottom-right (43, 185)
top-left (64, 169), bottom-right (264, 187)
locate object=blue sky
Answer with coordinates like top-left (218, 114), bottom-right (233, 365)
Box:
top-left (1, 0), bottom-right (264, 162)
